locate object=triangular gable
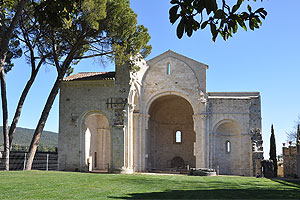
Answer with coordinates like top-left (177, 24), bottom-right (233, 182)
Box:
top-left (146, 50), bottom-right (209, 69)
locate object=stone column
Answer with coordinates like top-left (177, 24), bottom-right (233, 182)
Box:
top-left (193, 114), bottom-right (207, 168)
top-left (133, 112), bottom-right (141, 171)
top-left (121, 105), bottom-right (135, 173)
top-left (110, 126), bottom-right (125, 171)
top-left (193, 95), bottom-right (209, 169)
top-left (140, 113), bottom-right (150, 171)
top-left (204, 114), bottom-right (210, 169)
top-left (128, 107), bottom-right (134, 170)
top-left (209, 132), bottom-right (214, 169)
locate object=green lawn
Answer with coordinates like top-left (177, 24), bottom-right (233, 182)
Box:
top-left (0, 171), bottom-right (299, 199)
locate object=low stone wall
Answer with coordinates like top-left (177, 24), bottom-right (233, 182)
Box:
top-left (189, 168), bottom-right (216, 176)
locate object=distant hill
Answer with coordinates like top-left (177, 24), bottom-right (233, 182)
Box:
top-left (0, 126), bottom-right (58, 148)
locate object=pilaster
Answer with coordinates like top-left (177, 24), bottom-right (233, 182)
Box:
top-left (133, 112), bottom-right (142, 171)
top-left (141, 113), bottom-right (150, 171)
top-left (193, 113), bottom-right (209, 168)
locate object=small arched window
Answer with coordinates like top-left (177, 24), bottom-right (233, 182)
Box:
top-left (167, 63), bottom-right (171, 75)
top-left (226, 141), bottom-right (231, 153)
top-left (175, 130), bottom-right (182, 143)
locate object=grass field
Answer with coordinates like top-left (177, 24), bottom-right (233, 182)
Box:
top-left (0, 171), bottom-right (299, 199)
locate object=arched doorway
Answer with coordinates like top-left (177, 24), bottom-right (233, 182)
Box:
top-left (214, 121), bottom-right (241, 175)
top-left (84, 113), bottom-right (110, 171)
top-left (147, 95), bottom-right (195, 171)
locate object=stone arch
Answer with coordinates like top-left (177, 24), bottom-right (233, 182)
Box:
top-left (126, 83), bottom-right (140, 171)
top-left (144, 90), bottom-right (197, 115)
top-left (212, 119), bottom-right (242, 134)
top-left (147, 94), bottom-right (196, 170)
top-left (213, 119), bottom-right (242, 175)
top-left (79, 110), bottom-right (111, 172)
top-left (128, 83), bottom-right (140, 112)
top-left (171, 156), bottom-right (185, 168)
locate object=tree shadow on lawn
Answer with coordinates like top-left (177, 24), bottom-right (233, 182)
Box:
top-left (270, 178), bottom-right (300, 188)
top-left (109, 188), bottom-right (300, 199)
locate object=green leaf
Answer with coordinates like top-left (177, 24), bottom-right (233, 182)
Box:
top-left (186, 18), bottom-right (193, 37)
top-left (192, 18), bottom-right (200, 30)
top-left (201, 21), bottom-right (209, 30)
top-left (247, 5), bottom-right (252, 12)
top-left (259, 12), bottom-right (266, 19)
top-left (170, 0), bottom-right (178, 4)
top-left (169, 5), bottom-right (179, 24)
top-left (232, 5), bottom-right (239, 13)
top-left (214, 9), bottom-right (224, 19)
top-left (249, 19), bottom-right (254, 30)
top-left (261, 10), bottom-right (267, 16)
top-left (204, 0), bottom-right (216, 15)
top-left (233, 21), bottom-right (238, 33)
top-left (210, 0), bottom-right (218, 12)
top-left (237, 18), bottom-right (247, 31)
top-left (255, 7), bottom-right (265, 13)
top-left (177, 18), bottom-right (185, 39)
top-left (210, 23), bottom-right (217, 42)
top-left (237, 0), bottom-right (244, 7)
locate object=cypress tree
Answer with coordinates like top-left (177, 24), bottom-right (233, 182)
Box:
top-left (269, 124), bottom-right (277, 177)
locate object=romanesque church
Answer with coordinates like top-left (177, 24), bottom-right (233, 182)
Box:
top-left (58, 50), bottom-right (263, 176)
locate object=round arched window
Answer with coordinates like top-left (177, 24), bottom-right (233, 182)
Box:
top-left (175, 130), bottom-right (182, 143)
top-left (226, 140), bottom-right (231, 153)
top-left (167, 63), bottom-right (171, 75)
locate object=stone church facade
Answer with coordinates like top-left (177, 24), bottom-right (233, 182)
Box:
top-left (58, 50), bottom-right (263, 176)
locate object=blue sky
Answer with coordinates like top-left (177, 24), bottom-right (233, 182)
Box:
top-left (1, 0), bottom-right (300, 158)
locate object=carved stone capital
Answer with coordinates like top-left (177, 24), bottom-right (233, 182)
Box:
top-left (198, 90), bottom-right (208, 103)
top-left (143, 114), bottom-right (151, 129)
top-left (128, 103), bottom-right (136, 112)
top-left (133, 112), bottom-right (142, 119)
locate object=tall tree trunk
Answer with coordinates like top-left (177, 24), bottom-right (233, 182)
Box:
top-left (25, 76), bottom-right (63, 170)
top-left (0, 0), bottom-right (27, 171)
top-left (9, 72), bottom-right (39, 147)
top-left (0, 66), bottom-right (9, 170)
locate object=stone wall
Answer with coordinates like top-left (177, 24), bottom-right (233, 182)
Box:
top-left (283, 145), bottom-right (297, 177)
top-left (208, 93), bottom-right (261, 176)
top-left (59, 71), bottom-right (130, 172)
top-left (58, 50), bottom-right (262, 176)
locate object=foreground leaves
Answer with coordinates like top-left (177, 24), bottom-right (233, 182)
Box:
top-left (169, 0), bottom-right (267, 42)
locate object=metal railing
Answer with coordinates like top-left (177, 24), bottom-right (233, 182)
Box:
top-left (0, 151), bottom-right (58, 171)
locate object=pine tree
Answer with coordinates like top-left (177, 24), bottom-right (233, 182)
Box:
top-left (269, 124), bottom-right (277, 177)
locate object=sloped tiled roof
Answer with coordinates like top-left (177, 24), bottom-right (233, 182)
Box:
top-left (63, 72), bottom-right (115, 81)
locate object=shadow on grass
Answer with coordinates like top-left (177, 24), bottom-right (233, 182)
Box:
top-left (109, 188), bottom-right (300, 199)
top-left (270, 178), bottom-right (300, 188)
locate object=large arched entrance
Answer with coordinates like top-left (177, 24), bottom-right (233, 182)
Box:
top-left (147, 95), bottom-right (195, 171)
top-left (84, 113), bottom-right (110, 172)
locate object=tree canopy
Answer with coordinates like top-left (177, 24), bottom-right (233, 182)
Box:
top-left (286, 115), bottom-right (300, 144)
top-left (169, 0), bottom-right (267, 41)
top-left (23, 0), bottom-right (151, 169)
top-left (1, 0), bottom-right (151, 170)
top-left (1, 0), bottom-right (27, 170)
top-left (0, 0), bottom-right (23, 71)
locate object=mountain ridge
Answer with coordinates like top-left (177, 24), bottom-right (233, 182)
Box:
top-left (0, 126), bottom-right (58, 148)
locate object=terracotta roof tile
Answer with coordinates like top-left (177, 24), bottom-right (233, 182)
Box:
top-left (63, 72), bottom-right (115, 81)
